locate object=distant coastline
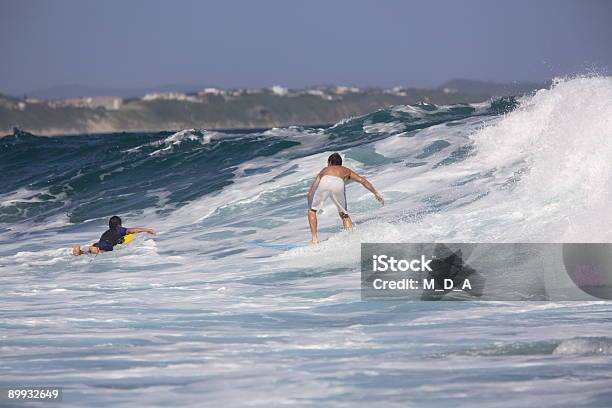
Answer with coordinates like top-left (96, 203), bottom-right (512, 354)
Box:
top-left (0, 80), bottom-right (543, 136)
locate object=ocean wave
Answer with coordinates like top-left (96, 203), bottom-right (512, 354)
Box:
top-left (553, 337), bottom-right (612, 356)
top-left (2, 76), bottom-right (611, 253)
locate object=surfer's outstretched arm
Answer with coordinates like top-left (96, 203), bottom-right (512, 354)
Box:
top-left (349, 170), bottom-right (384, 205)
top-left (125, 227), bottom-right (157, 235)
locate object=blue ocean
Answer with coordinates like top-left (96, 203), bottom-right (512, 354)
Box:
top-left (2, 76), bottom-right (612, 407)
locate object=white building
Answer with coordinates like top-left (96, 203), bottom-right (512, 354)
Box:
top-left (270, 85), bottom-right (289, 96)
top-left (199, 88), bottom-right (225, 96)
top-left (334, 86), bottom-right (361, 95)
top-left (384, 86), bottom-right (407, 96)
top-left (304, 89), bottom-right (333, 100)
top-left (141, 92), bottom-right (200, 102)
top-left (50, 96), bottom-right (122, 110)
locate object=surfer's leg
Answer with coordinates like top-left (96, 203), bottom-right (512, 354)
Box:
top-left (339, 212), bottom-right (353, 231)
top-left (308, 209), bottom-right (319, 244)
top-left (73, 244), bottom-right (102, 256)
top-left (329, 184), bottom-right (349, 228)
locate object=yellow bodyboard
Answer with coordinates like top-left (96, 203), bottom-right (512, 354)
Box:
top-left (122, 234), bottom-right (134, 244)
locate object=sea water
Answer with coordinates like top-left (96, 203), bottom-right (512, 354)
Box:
top-left (1, 76), bottom-right (612, 407)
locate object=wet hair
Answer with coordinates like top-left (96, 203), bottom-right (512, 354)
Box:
top-left (109, 215), bottom-right (122, 229)
top-left (328, 153), bottom-right (342, 166)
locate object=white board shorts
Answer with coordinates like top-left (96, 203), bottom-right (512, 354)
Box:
top-left (310, 175), bottom-right (348, 214)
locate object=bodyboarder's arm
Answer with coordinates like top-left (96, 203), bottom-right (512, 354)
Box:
top-left (126, 227), bottom-right (157, 235)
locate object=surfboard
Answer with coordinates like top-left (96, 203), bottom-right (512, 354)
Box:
top-left (122, 234), bottom-right (135, 244)
top-left (248, 241), bottom-right (306, 250)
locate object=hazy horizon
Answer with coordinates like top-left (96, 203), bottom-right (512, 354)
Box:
top-left (8, 77), bottom-right (551, 100)
top-left (1, 0), bottom-right (610, 96)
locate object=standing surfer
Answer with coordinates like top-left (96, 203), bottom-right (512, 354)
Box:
top-left (307, 153), bottom-right (384, 244)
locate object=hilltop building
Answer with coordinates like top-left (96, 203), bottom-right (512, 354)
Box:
top-left (50, 96), bottom-right (122, 110)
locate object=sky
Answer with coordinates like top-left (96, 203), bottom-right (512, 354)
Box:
top-left (0, 0), bottom-right (610, 95)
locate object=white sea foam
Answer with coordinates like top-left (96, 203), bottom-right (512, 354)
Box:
top-left (363, 121), bottom-right (406, 134)
top-left (149, 129), bottom-right (217, 156)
